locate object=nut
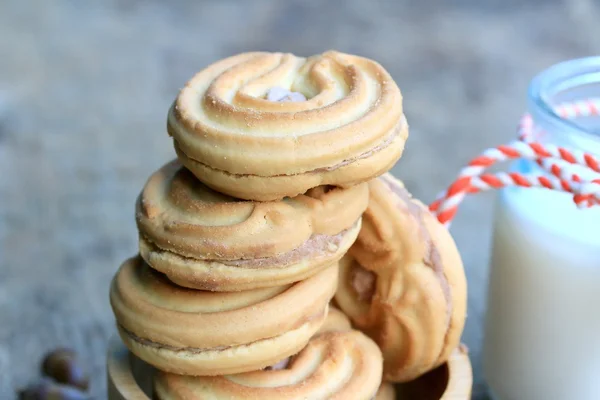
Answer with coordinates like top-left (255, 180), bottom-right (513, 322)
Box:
top-left (41, 349), bottom-right (89, 391)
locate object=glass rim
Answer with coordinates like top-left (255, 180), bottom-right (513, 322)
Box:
top-left (528, 56), bottom-right (600, 143)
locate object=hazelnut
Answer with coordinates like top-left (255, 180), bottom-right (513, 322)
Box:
top-left (41, 349), bottom-right (89, 391)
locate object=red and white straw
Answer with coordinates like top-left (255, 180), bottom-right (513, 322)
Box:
top-left (429, 99), bottom-right (600, 228)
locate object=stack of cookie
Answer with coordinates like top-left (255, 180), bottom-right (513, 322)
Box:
top-left (108, 51), bottom-right (468, 399)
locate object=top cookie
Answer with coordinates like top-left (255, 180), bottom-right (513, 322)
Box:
top-left (168, 51), bottom-right (407, 201)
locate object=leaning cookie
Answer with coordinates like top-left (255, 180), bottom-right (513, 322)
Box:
top-left (154, 326), bottom-right (383, 400)
top-left (168, 51), bottom-right (407, 201)
top-left (335, 174), bottom-right (467, 382)
top-left (110, 256), bottom-right (337, 376)
top-left (137, 160), bottom-right (367, 291)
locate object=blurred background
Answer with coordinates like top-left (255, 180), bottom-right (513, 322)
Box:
top-left (1, 0), bottom-right (599, 398)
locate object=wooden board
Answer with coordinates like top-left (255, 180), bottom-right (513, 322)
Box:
top-left (107, 335), bottom-right (472, 399)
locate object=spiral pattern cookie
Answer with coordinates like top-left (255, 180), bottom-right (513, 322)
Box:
top-left (110, 256), bottom-right (337, 376)
top-left (322, 308), bottom-right (395, 400)
top-left (153, 330), bottom-right (383, 400)
top-left (335, 174), bottom-right (467, 382)
top-left (168, 50), bottom-right (407, 201)
top-left (137, 160), bottom-right (367, 291)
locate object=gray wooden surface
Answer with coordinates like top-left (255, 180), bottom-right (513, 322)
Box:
top-left (1, 0), bottom-right (599, 398)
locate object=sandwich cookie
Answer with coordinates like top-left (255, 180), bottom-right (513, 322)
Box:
top-left (136, 161), bottom-right (368, 291)
top-left (137, 160), bottom-right (367, 291)
top-left (153, 307), bottom-right (384, 400)
top-left (168, 50), bottom-right (408, 201)
top-left (335, 174), bottom-right (467, 382)
top-left (109, 256), bottom-right (337, 376)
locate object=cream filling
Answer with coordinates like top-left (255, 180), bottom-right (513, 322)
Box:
top-left (122, 325), bottom-right (231, 353)
top-left (176, 118), bottom-right (404, 178)
top-left (120, 309), bottom-right (326, 354)
top-left (145, 220), bottom-right (358, 268)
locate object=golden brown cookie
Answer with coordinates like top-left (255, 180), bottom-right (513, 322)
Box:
top-left (335, 174), bottom-right (467, 382)
top-left (137, 160), bottom-right (367, 291)
top-left (168, 51), bottom-right (407, 201)
top-left (323, 308), bottom-right (394, 400)
top-left (109, 256), bottom-right (337, 376)
top-left (153, 330), bottom-right (383, 400)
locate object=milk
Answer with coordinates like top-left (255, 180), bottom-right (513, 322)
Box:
top-left (483, 163), bottom-right (600, 400)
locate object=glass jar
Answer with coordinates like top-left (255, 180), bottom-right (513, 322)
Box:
top-left (483, 57), bottom-right (600, 400)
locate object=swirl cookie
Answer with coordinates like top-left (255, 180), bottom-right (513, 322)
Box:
top-left (335, 174), bottom-right (467, 382)
top-left (322, 308), bottom-right (396, 400)
top-left (168, 50), bottom-right (407, 201)
top-left (154, 328), bottom-right (383, 400)
top-left (137, 160), bottom-right (367, 291)
top-left (109, 256), bottom-right (337, 376)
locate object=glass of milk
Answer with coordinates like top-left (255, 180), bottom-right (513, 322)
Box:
top-left (483, 57), bottom-right (600, 400)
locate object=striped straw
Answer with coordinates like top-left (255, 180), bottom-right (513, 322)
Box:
top-left (429, 99), bottom-right (600, 228)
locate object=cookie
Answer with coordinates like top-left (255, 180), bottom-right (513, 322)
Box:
top-left (137, 161), bottom-right (367, 291)
top-left (335, 174), bottom-right (467, 382)
top-left (109, 256), bottom-right (337, 376)
top-left (322, 307), bottom-right (395, 400)
top-left (168, 51), bottom-right (407, 201)
top-left (154, 330), bottom-right (383, 400)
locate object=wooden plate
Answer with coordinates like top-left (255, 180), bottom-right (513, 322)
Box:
top-left (107, 336), bottom-right (472, 400)
top-left (107, 335), bottom-right (153, 399)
